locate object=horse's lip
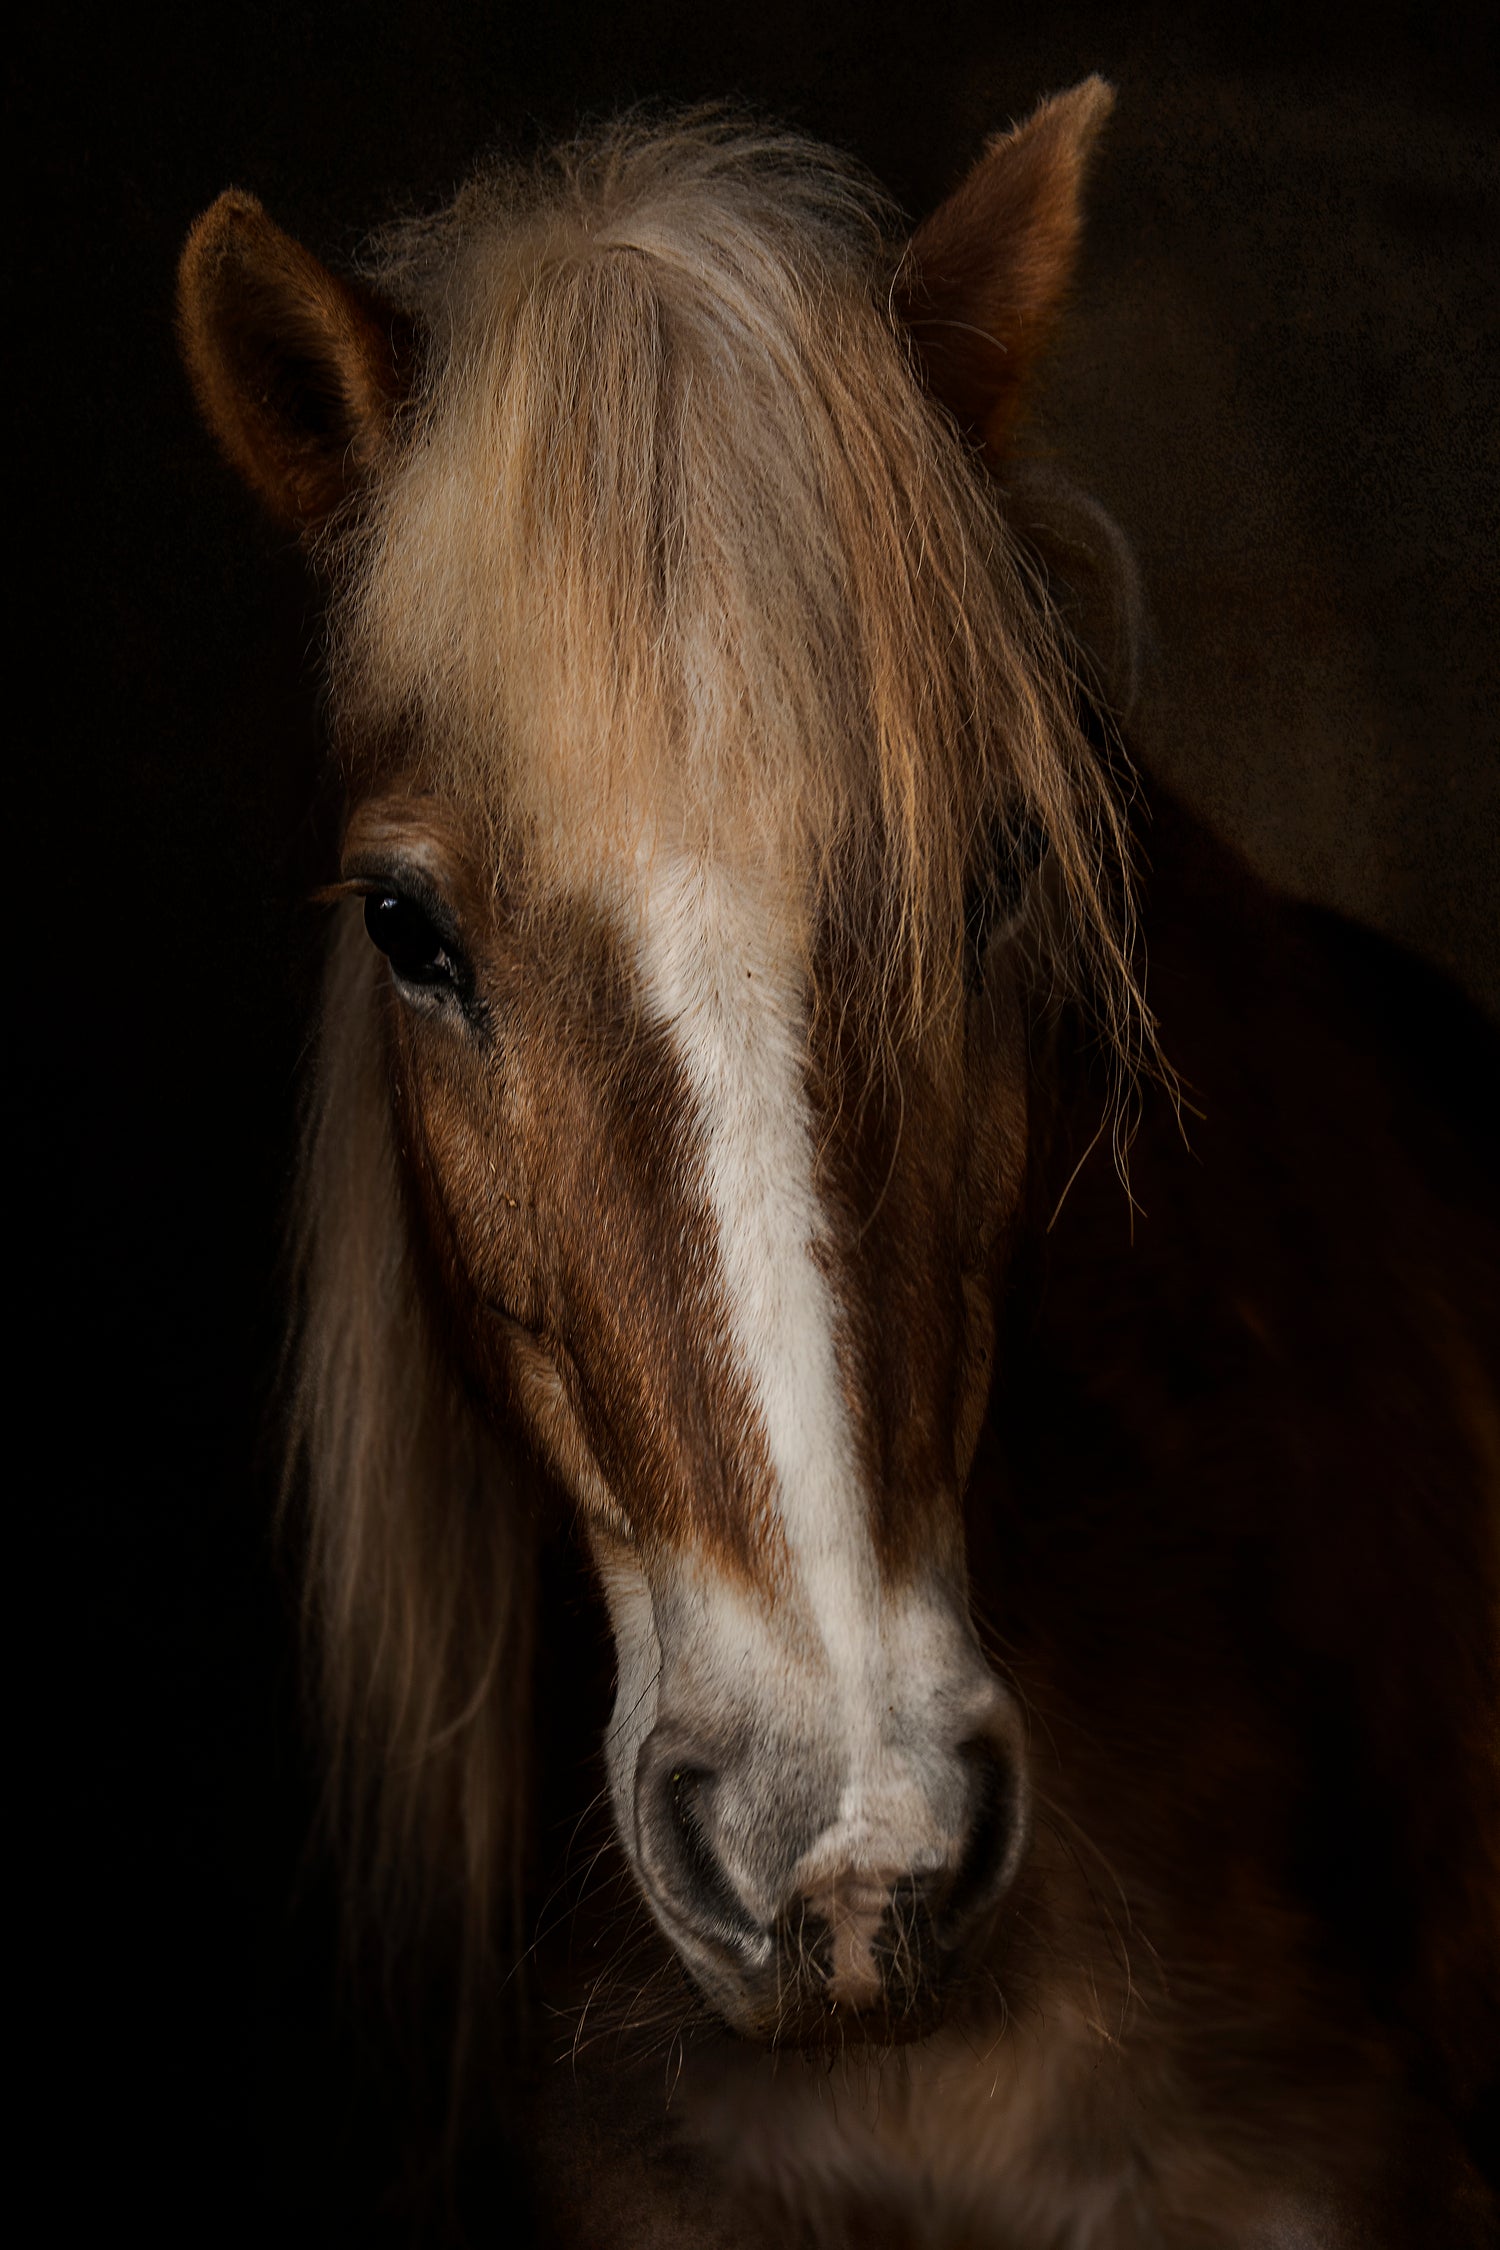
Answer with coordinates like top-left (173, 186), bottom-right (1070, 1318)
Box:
top-left (643, 1880), bottom-right (965, 2052)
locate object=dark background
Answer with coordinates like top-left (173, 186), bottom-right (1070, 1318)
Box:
top-left (31, 3), bottom-right (1495, 2239)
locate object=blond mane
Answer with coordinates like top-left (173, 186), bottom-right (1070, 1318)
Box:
top-left (286, 912), bottom-right (536, 2015)
top-left (292, 115), bottom-right (1153, 2010)
top-left (327, 113), bottom-right (1145, 1055)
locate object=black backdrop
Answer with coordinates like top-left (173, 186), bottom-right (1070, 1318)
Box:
top-left (32, 4), bottom-right (1496, 2240)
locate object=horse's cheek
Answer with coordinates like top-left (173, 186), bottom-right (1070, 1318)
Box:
top-left (387, 1027), bottom-right (529, 1325)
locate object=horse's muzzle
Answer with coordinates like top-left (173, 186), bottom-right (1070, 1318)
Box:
top-left (633, 1722), bottom-right (1028, 2043)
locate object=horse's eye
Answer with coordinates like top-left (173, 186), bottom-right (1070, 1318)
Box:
top-left (363, 890), bottom-right (463, 993)
top-left (965, 813), bottom-right (1048, 987)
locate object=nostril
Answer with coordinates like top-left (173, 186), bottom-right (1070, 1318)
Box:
top-left (944, 1735), bottom-right (1026, 1934)
top-left (644, 1759), bottom-right (759, 1949)
top-left (668, 1767), bottom-right (721, 1899)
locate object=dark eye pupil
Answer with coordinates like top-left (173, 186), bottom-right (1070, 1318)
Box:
top-left (364, 891), bottom-right (451, 986)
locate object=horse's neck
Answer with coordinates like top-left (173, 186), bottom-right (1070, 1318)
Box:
top-left (975, 772), bottom-right (1500, 2129)
top-left (996, 767), bottom-right (1498, 1552)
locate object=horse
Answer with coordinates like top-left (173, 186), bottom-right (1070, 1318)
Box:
top-left (177, 82), bottom-right (1499, 2245)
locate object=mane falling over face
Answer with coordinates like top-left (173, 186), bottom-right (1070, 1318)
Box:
top-left (179, 83), bottom-right (1150, 2046)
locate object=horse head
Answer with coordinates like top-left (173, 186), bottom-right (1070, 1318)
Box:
top-left (180, 81), bottom-right (1143, 2048)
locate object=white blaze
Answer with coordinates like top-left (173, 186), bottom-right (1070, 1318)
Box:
top-left (599, 843), bottom-right (997, 1923)
top-left (635, 848), bottom-right (883, 1735)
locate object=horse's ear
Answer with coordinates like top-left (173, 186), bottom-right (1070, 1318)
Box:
top-left (896, 76), bottom-right (1114, 462)
top-left (177, 191), bottom-right (414, 531)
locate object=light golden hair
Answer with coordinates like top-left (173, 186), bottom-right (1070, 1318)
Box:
top-left (286, 914), bottom-right (535, 2005)
top-left (326, 114), bottom-right (1147, 1055)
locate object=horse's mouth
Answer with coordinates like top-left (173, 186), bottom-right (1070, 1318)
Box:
top-left (711, 1964), bottom-right (953, 2053)
top-left (672, 1887), bottom-right (964, 2053)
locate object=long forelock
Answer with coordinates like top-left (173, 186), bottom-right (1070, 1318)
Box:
top-left (327, 115), bottom-right (1147, 1076)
